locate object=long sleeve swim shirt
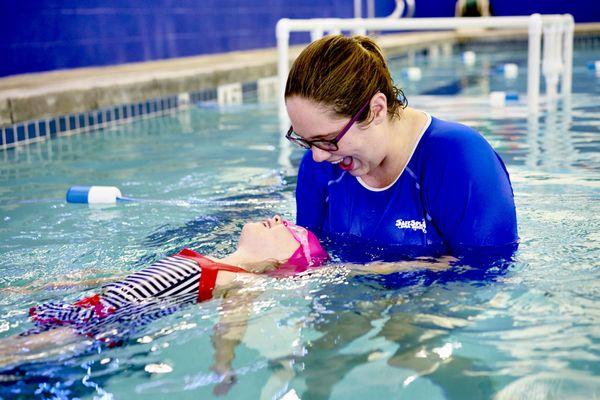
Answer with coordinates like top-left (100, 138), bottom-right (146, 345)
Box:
top-left (296, 114), bottom-right (518, 260)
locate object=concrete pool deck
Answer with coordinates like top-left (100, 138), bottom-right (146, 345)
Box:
top-left (1, 23), bottom-right (599, 130)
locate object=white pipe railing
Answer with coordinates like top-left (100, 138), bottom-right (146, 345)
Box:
top-left (367, 0), bottom-right (376, 19)
top-left (527, 14), bottom-right (542, 111)
top-left (354, 0), bottom-right (416, 19)
top-left (276, 14), bottom-right (574, 128)
top-left (388, 0), bottom-right (416, 19)
top-left (354, 0), bottom-right (362, 18)
top-left (561, 14), bottom-right (575, 97)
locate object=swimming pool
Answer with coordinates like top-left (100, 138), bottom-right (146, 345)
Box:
top-left (0, 39), bottom-right (598, 399)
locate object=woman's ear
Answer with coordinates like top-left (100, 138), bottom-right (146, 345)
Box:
top-left (369, 92), bottom-right (388, 126)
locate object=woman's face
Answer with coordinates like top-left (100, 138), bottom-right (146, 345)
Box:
top-left (285, 95), bottom-right (388, 177)
top-left (237, 215), bottom-right (300, 261)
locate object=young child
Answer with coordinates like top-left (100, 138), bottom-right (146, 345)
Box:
top-left (0, 215), bottom-right (328, 370)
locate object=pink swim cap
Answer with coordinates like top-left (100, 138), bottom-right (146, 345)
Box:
top-left (270, 220), bottom-right (328, 276)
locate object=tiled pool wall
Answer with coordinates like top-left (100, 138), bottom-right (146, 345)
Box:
top-left (1, 32), bottom-right (598, 151)
top-left (0, 79), bottom-right (271, 151)
top-left (2, 96), bottom-right (171, 149)
top-left (0, 95), bottom-right (184, 151)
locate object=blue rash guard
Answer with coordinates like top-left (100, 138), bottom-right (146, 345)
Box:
top-left (296, 114), bottom-right (518, 261)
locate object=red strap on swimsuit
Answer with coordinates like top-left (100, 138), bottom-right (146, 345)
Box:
top-left (176, 248), bottom-right (247, 303)
top-left (73, 293), bottom-right (115, 318)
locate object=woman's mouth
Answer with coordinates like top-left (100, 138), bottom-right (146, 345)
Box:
top-left (339, 156), bottom-right (354, 171)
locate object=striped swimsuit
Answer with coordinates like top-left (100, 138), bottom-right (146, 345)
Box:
top-left (26, 249), bottom-right (246, 342)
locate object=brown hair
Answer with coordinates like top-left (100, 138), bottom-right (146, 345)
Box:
top-left (285, 35), bottom-right (407, 124)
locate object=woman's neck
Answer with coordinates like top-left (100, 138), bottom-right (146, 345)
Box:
top-left (362, 107), bottom-right (426, 188)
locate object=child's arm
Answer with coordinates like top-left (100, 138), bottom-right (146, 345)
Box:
top-left (210, 289), bottom-right (261, 395)
top-left (1, 271), bottom-right (127, 295)
top-left (0, 327), bottom-right (90, 370)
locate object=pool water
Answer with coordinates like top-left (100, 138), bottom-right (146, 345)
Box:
top-left (0, 41), bottom-right (598, 399)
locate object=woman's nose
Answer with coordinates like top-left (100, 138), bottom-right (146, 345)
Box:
top-left (311, 147), bottom-right (331, 163)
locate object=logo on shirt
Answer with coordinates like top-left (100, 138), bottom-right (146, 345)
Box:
top-left (395, 219), bottom-right (427, 233)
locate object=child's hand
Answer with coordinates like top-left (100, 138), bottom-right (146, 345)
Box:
top-left (211, 366), bottom-right (237, 396)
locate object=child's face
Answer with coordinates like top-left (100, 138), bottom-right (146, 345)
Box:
top-left (237, 216), bottom-right (300, 262)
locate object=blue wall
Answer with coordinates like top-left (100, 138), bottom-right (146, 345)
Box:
top-left (0, 0), bottom-right (353, 77)
top-left (408, 0), bottom-right (600, 20)
top-left (1, 0), bottom-right (599, 78)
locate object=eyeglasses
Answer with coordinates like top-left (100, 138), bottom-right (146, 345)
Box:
top-left (285, 97), bottom-right (371, 152)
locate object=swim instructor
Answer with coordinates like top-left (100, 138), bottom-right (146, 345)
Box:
top-left (284, 35), bottom-right (518, 257)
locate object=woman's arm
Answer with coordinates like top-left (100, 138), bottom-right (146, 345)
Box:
top-left (421, 125), bottom-right (518, 253)
top-left (348, 255), bottom-right (457, 275)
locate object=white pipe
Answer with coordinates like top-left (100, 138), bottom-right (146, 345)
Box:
top-left (527, 14), bottom-right (542, 115)
top-left (387, 0), bottom-right (415, 19)
top-left (526, 114), bottom-right (540, 169)
top-left (405, 0), bottom-right (415, 18)
top-left (278, 129), bottom-right (293, 170)
top-left (561, 14), bottom-right (574, 98)
top-left (542, 24), bottom-right (554, 99)
top-left (387, 0), bottom-right (404, 19)
top-left (543, 21), bottom-right (562, 100)
top-left (354, 0), bottom-right (362, 19)
top-left (276, 19), bottom-right (292, 170)
top-left (553, 22), bottom-right (564, 98)
top-left (353, 23), bottom-right (367, 36)
top-left (276, 18), bottom-right (290, 127)
top-left (310, 28), bottom-right (324, 42)
top-left (367, 0), bottom-right (375, 19)
top-left (281, 16), bottom-right (566, 32)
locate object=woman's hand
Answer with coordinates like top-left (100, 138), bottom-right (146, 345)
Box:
top-left (240, 259), bottom-right (279, 274)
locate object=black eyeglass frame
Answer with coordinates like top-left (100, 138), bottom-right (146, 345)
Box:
top-left (285, 97), bottom-right (372, 152)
